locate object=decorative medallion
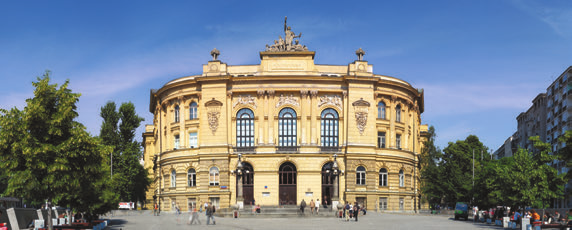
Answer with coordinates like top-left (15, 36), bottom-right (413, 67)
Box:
top-left (352, 98), bottom-right (370, 135)
top-left (233, 95), bottom-right (256, 109)
top-left (318, 95), bottom-right (343, 110)
top-left (205, 98), bottom-right (223, 134)
top-left (276, 93), bottom-right (299, 108)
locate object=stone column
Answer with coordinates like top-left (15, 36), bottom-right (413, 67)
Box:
top-left (310, 90), bottom-right (318, 144)
top-left (237, 174), bottom-right (243, 201)
top-left (267, 90), bottom-right (275, 144)
top-left (300, 90), bottom-right (308, 145)
top-left (258, 90), bottom-right (266, 145)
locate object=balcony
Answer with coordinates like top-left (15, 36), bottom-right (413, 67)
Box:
top-left (320, 146), bottom-right (341, 153)
top-left (233, 146), bottom-right (256, 154)
top-left (276, 146), bottom-right (300, 153)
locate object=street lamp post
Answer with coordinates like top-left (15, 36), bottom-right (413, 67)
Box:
top-left (332, 153), bottom-right (340, 208)
top-left (236, 153), bottom-right (244, 210)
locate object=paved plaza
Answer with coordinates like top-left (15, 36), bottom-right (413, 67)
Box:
top-left (103, 212), bottom-right (506, 230)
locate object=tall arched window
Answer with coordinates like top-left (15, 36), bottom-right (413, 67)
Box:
top-left (171, 169), bottom-right (176, 187)
top-left (399, 169), bottom-right (404, 187)
top-left (189, 102), bottom-right (198, 119)
top-left (237, 109), bottom-right (254, 147)
top-left (279, 108), bottom-right (297, 146)
top-left (320, 108), bottom-right (339, 147)
top-left (356, 166), bottom-right (366, 185)
top-left (379, 168), bottom-right (388, 186)
top-left (188, 169), bottom-right (196, 187)
top-left (377, 102), bottom-right (386, 119)
top-left (209, 167), bottom-right (220, 186)
top-left (174, 105), bottom-right (180, 122)
top-left (395, 105), bottom-right (401, 122)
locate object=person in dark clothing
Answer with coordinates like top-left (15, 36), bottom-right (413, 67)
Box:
top-left (354, 202), bottom-right (359, 222)
top-left (300, 199), bottom-right (307, 214)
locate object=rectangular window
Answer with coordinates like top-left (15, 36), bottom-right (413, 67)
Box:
top-left (174, 135), bottom-right (180, 149)
top-left (188, 198), bottom-right (196, 211)
top-left (379, 197), bottom-right (388, 211)
top-left (399, 198), bottom-right (404, 210)
top-left (209, 197), bottom-right (220, 209)
top-left (396, 134), bottom-right (401, 149)
top-left (377, 132), bottom-right (386, 148)
top-left (189, 132), bottom-right (198, 148)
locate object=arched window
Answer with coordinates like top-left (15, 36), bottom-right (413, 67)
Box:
top-left (399, 169), bottom-right (404, 187)
top-left (171, 169), bottom-right (176, 187)
top-left (188, 169), bottom-right (196, 187)
top-left (279, 108), bottom-right (297, 146)
top-left (395, 105), bottom-right (401, 122)
top-left (174, 105), bottom-right (180, 122)
top-left (377, 101), bottom-right (386, 119)
top-left (189, 102), bottom-right (198, 119)
top-left (356, 166), bottom-right (366, 185)
top-left (209, 167), bottom-right (220, 186)
top-left (236, 109), bottom-right (254, 147)
top-left (320, 108), bottom-right (339, 147)
top-left (379, 168), bottom-right (388, 186)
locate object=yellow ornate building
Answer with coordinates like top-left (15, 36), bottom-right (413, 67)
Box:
top-left (142, 22), bottom-right (429, 213)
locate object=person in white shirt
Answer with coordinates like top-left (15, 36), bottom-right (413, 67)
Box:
top-left (316, 199), bottom-right (320, 214)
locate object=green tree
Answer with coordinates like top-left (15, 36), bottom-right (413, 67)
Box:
top-left (99, 101), bottom-right (151, 204)
top-left (0, 72), bottom-right (117, 229)
top-left (440, 135), bottom-right (489, 206)
top-left (419, 126), bottom-right (444, 209)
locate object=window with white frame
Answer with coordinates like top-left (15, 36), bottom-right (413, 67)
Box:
top-left (209, 167), bottom-right (219, 186)
top-left (356, 166), bottom-right (366, 185)
top-left (379, 168), bottom-right (388, 186)
top-left (174, 134), bottom-right (180, 149)
top-left (321, 108), bottom-right (339, 147)
top-left (377, 132), bottom-right (386, 148)
top-left (171, 169), bottom-right (176, 187)
top-left (189, 102), bottom-right (198, 119)
top-left (377, 101), bottom-right (386, 119)
top-left (174, 105), bottom-right (180, 122)
top-left (278, 108), bottom-right (297, 146)
top-left (189, 132), bottom-right (198, 148)
top-left (399, 169), bottom-right (404, 187)
top-left (236, 108), bottom-right (254, 147)
top-left (188, 168), bottom-right (196, 187)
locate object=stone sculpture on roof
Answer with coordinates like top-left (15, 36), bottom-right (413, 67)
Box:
top-left (265, 17), bottom-right (308, 52)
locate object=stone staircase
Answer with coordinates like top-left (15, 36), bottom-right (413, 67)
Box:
top-left (217, 205), bottom-right (340, 218)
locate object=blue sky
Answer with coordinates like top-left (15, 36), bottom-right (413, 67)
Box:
top-left (0, 0), bottom-right (571, 150)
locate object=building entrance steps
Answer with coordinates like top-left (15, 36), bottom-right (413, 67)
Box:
top-left (216, 205), bottom-right (341, 218)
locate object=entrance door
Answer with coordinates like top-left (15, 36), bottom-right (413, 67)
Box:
top-left (321, 162), bottom-right (334, 206)
top-left (242, 162), bottom-right (254, 205)
top-left (279, 162), bottom-right (297, 205)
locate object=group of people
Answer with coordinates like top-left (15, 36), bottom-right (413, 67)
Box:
top-left (188, 202), bottom-right (217, 225)
top-left (299, 199), bottom-right (321, 215)
top-left (334, 201), bottom-right (365, 222)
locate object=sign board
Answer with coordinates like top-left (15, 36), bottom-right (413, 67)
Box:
top-left (119, 202), bottom-right (135, 209)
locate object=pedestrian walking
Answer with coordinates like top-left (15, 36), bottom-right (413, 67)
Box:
top-left (206, 202), bottom-right (216, 225)
top-left (316, 199), bottom-right (320, 215)
top-left (188, 206), bottom-right (201, 225)
top-left (300, 199), bottom-right (307, 214)
top-left (345, 202), bottom-right (350, 222)
top-left (353, 202), bottom-right (359, 222)
top-left (154, 203), bottom-right (158, 216)
top-left (310, 199), bottom-right (315, 215)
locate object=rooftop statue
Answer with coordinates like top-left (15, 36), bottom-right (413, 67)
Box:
top-left (265, 17), bottom-right (308, 52)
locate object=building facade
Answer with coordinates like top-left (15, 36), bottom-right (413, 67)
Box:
top-left (142, 23), bottom-right (429, 213)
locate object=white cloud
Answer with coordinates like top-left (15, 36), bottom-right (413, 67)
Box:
top-left (511, 0), bottom-right (572, 38)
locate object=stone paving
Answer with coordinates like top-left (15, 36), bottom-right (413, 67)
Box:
top-left (103, 211), bottom-right (507, 230)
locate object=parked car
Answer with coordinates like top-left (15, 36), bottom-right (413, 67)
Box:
top-left (454, 202), bottom-right (469, 220)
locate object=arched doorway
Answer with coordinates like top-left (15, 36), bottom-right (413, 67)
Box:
top-left (242, 162), bottom-right (254, 205)
top-left (321, 162), bottom-right (335, 206)
top-left (279, 162), bottom-right (297, 205)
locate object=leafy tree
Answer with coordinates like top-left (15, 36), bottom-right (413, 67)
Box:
top-left (0, 72), bottom-right (117, 229)
top-left (440, 135), bottom-right (489, 206)
top-left (99, 101), bottom-right (151, 204)
top-left (419, 126), bottom-right (443, 209)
